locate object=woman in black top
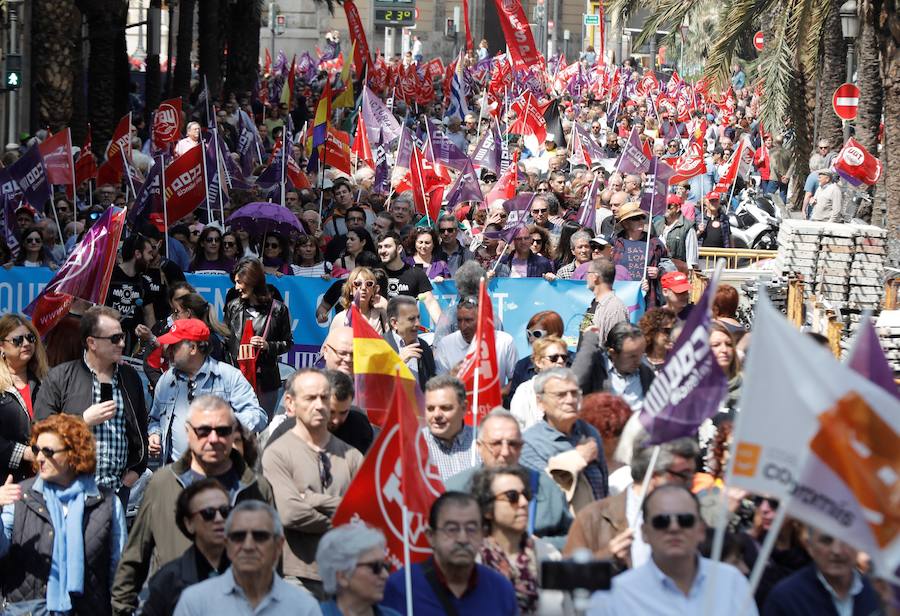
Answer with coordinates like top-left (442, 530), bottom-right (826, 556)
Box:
top-left (224, 258), bottom-right (293, 419)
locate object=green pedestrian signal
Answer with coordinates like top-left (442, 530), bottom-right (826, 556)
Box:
top-left (4, 54), bottom-right (21, 91)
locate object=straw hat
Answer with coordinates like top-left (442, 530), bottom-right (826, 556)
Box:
top-left (616, 201), bottom-right (647, 222)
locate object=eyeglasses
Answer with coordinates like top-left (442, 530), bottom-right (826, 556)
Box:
top-left (352, 279), bottom-right (376, 289)
top-left (435, 523), bottom-right (482, 537)
top-left (541, 388), bottom-right (582, 400)
top-left (543, 353), bottom-right (568, 363)
top-left (479, 438), bottom-right (524, 453)
top-left (91, 333), bottom-right (126, 345)
top-left (192, 505), bottom-right (231, 521)
top-left (526, 328), bottom-right (547, 340)
top-left (324, 344), bottom-right (353, 361)
top-left (227, 529), bottom-right (275, 544)
top-left (3, 333), bottom-right (37, 347)
top-left (223, 241), bottom-right (237, 248)
top-left (25, 237), bottom-right (42, 244)
top-left (31, 445), bottom-right (69, 458)
top-left (650, 512), bottom-right (698, 531)
top-left (318, 451), bottom-right (333, 489)
top-left (188, 423), bottom-right (235, 438)
top-left (493, 489), bottom-right (532, 504)
top-left (265, 242), bottom-right (281, 249)
top-left (531, 237), bottom-right (544, 245)
top-left (439, 227), bottom-right (456, 234)
top-left (531, 208), bottom-right (548, 214)
top-left (357, 560), bottom-right (392, 575)
top-left (205, 236), bottom-right (221, 244)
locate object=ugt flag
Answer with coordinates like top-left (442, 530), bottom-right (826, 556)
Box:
top-left (833, 137), bottom-right (883, 187)
top-left (640, 269), bottom-right (727, 444)
top-left (730, 294), bottom-right (900, 574)
top-left (25, 207), bottom-right (126, 336)
top-left (164, 144), bottom-right (207, 222)
top-left (457, 278), bottom-right (502, 425)
top-left (152, 98), bottom-right (183, 150)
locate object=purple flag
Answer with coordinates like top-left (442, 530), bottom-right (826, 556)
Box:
top-left (274, 50), bottom-right (288, 78)
top-left (574, 124), bottom-right (604, 162)
top-left (0, 167), bottom-right (23, 201)
top-left (606, 77), bottom-right (627, 129)
top-left (640, 157), bottom-right (676, 214)
top-left (298, 51), bottom-right (318, 82)
top-left (847, 318), bottom-right (900, 399)
top-left (640, 274), bottom-right (728, 444)
top-left (471, 123), bottom-right (502, 174)
top-left (616, 127), bottom-right (651, 175)
top-left (394, 126), bottom-right (416, 170)
top-left (128, 156), bottom-right (162, 227)
top-left (1, 194), bottom-right (20, 257)
top-left (576, 175), bottom-right (601, 229)
top-left (237, 110), bottom-right (263, 177)
top-left (425, 119), bottom-right (470, 172)
top-left (202, 133), bottom-right (224, 213)
top-left (218, 130), bottom-right (253, 191)
top-left (9, 145), bottom-right (52, 212)
top-left (362, 86), bottom-right (401, 147)
top-left (444, 161), bottom-right (483, 211)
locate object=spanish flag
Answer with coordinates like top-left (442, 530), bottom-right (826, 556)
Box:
top-left (350, 303), bottom-right (419, 427)
top-left (333, 42), bottom-right (356, 109)
top-left (312, 79), bottom-right (332, 149)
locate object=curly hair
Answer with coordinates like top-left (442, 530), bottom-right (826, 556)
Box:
top-left (580, 393), bottom-right (633, 440)
top-left (470, 465), bottom-right (531, 531)
top-left (638, 307), bottom-right (677, 356)
top-left (527, 224), bottom-right (555, 261)
top-left (31, 414), bottom-right (96, 476)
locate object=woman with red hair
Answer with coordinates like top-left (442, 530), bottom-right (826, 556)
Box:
top-left (580, 393), bottom-right (634, 496)
top-left (0, 414), bottom-right (126, 614)
top-left (506, 311), bottom-right (566, 405)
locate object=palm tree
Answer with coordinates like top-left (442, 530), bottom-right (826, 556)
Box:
top-left (31, 0), bottom-right (80, 133)
top-left (224, 0), bottom-right (262, 99)
top-left (173, 0), bottom-right (196, 99)
top-left (197, 0), bottom-right (223, 101)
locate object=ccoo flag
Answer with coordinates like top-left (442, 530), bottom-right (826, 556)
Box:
top-left (640, 268), bottom-right (727, 444)
top-left (9, 144), bottom-right (52, 211)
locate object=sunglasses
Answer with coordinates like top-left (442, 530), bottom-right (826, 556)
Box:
top-left (4, 333), bottom-right (37, 347)
top-left (187, 379), bottom-right (198, 403)
top-left (91, 333), bottom-right (126, 345)
top-left (188, 423), bottom-right (235, 438)
top-left (352, 279), bottom-right (376, 289)
top-left (439, 227), bottom-right (456, 234)
top-left (480, 438), bottom-right (524, 453)
top-left (31, 445), bottom-right (69, 458)
top-left (526, 328), bottom-right (547, 340)
top-left (227, 529), bottom-right (274, 544)
top-left (192, 505), bottom-right (231, 521)
top-left (543, 353), bottom-right (568, 363)
top-left (753, 496), bottom-right (780, 509)
top-left (318, 451), bottom-right (333, 489)
top-left (358, 560), bottom-right (392, 575)
top-left (650, 513), bottom-right (698, 531)
top-left (265, 242), bottom-right (281, 249)
top-left (493, 489), bottom-right (532, 504)
top-left (531, 208), bottom-right (548, 213)
top-left (205, 236), bottom-right (221, 243)
top-left (223, 241), bottom-right (237, 248)
top-left (25, 237), bottom-right (43, 244)
top-left (531, 238), bottom-right (544, 245)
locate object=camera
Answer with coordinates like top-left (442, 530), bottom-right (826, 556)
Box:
top-left (541, 558), bottom-right (612, 592)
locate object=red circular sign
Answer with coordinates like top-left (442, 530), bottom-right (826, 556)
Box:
top-left (832, 82), bottom-right (860, 121)
top-left (753, 31), bottom-right (764, 51)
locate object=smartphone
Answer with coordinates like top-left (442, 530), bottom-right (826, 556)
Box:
top-left (100, 382), bottom-right (113, 403)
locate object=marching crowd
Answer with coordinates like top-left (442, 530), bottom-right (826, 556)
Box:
top-left (0, 40), bottom-right (892, 616)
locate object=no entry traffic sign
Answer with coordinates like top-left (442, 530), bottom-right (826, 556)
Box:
top-left (753, 31), bottom-right (764, 51)
top-left (832, 82), bottom-right (860, 121)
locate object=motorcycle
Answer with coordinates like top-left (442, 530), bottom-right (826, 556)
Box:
top-left (728, 189), bottom-right (782, 250)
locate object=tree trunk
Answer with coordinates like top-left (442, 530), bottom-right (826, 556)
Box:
top-left (815, 0), bottom-right (846, 149)
top-left (857, 0), bottom-right (884, 154)
top-left (144, 0), bottom-right (163, 127)
top-left (787, 60), bottom-right (815, 210)
top-left (76, 0), bottom-right (129, 157)
top-left (197, 0), bottom-right (221, 100)
top-left (173, 0), bottom-right (196, 100)
top-left (871, 0), bottom-right (900, 262)
top-left (225, 0), bottom-right (261, 99)
top-left (31, 0), bottom-right (80, 132)
top-left (70, 15), bottom-right (87, 147)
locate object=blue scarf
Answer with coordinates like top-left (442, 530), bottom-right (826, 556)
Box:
top-left (42, 475), bottom-right (92, 612)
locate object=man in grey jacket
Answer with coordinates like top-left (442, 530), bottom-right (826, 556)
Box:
top-left (809, 169), bottom-right (843, 223)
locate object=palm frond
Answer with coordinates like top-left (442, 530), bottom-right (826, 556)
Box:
top-left (633, 0), bottom-right (715, 49)
top-left (703, 0), bottom-right (774, 88)
top-left (757, 1), bottom-right (799, 129)
top-left (607, 0), bottom-right (645, 30)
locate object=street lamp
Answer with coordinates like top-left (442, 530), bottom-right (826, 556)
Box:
top-left (839, 0), bottom-right (858, 142)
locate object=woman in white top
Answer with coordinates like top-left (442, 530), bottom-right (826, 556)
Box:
top-left (291, 234), bottom-right (332, 278)
top-left (510, 335), bottom-right (569, 431)
top-left (330, 266), bottom-right (388, 333)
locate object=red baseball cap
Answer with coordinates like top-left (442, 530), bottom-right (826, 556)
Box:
top-left (156, 319), bottom-right (210, 346)
top-left (666, 194), bottom-right (684, 206)
top-left (705, 191), bottom-right (721, 202)
top-left (661, 271), bottom-right (691, 294)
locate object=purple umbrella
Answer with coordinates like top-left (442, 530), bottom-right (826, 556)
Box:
top-left (226, 202), bottom-right (305, 240)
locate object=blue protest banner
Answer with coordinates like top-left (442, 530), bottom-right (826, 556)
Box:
top-left (0, 267), bottom-right (644, 364)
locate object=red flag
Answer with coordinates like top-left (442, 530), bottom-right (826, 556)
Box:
top-left (25, 207), bottom-right (126, 336)
top-left (264, 49), bottom-right (272, 77)
top-left (38, 128), bottom-right (75, 187)
top-left (324, 127), bottom-right (352, 176)
top-left (236, 320), bottom-right (258, 392)
top-left (409, 146), bottom-right (444, 222)
top-left (152, 98), bottom-right (184, 150)
top-left (163, 144), bottom-right (206, 221)
top-left (105, 113), bottom-right (132, 174)
top-left (74, 127), bottom-right (98, 186)
top-left (484, 163), bottom-right (518, 207)
top-left (508, 92), bottom-right (547, 143)
top-left (462, 0), bottom-right (474, 52)
top-left (343, 0), bottom-right (371, 76)
top-left (96, 159), bottom-right (123, 187)
top-left (352, 113), bottom-right (375, 170)
top-left (834, 137), bottom-right (883, 186)
top-left (669, 139), bottom-right (707, 184)
top-left (333, 372), bottom-right (444, 568)
top-left (457, 278), bottom-right (502, 425)
top-left (492, 0), bottom-right (542, 70)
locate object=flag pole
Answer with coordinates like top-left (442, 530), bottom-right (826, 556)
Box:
top-left (472, 364), bottom-right (480, 466)
top-left (628, 445), bottom-right (660, 528)
top-left (401, 503), bottom-right (414, 616)
top-left (50, 199), bottom-right (66, 248)
top-left (642, 156), bottom-right (659, 279)
top-left (281, 130), bottom-right (287, 207)
top-left (162, 158), bottom-right (170, 258)
top-left (475, 89), bottom-right (487, 146)
top-left (199, 132), bottom-right (213, 224)
top-left (121, 148), bottom-right (136, 200)
top-left (212, 123), bottom-right (227, 224)
top-left (67, 128), bottom-right (77, 231)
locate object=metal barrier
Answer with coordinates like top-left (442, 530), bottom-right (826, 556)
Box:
top-left (698, 247), bottom-right (778, 270)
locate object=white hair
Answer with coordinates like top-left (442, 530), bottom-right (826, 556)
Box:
top-left (316, 524), bottom-right (387, 595)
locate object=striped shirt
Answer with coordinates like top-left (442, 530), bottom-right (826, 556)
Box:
top-left (422, 426), bottom-right (480, 481)
top-left (88, 365), bottom-right (129, 491)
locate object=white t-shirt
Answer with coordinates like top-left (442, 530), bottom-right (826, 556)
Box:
top-left (434, 330), bottom-right (518, 386)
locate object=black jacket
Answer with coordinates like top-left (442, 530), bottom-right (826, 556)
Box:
top-left (34, 359), bottom-right (149, 476)
top-left (571, 331), bottom-right (656, 396)
top-left (383, 331), bottom-right (436, 391)
top-left (142, 545), bottom-right (227, 616)
top-left (223, 297), bottom-right (293, 392)
top-left (0, 373), bottom-right (40, 482)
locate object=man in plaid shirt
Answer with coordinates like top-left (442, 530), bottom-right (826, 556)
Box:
top-left (422, 375), bottom-right (481, 481)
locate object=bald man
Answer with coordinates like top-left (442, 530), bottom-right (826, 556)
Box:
top-left (321, 326), bottom-right (354, 375)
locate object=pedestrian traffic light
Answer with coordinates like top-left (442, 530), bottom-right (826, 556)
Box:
top-left (4, 54), bottom-right (21, 91)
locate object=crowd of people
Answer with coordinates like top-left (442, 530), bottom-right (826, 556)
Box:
top-left (0, 32), bottom-right (892, 616)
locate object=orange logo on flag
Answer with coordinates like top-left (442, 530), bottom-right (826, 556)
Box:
top-left (733, 442), bottom-right (762, 477)
top-left (810, 392), bottom-right (900, 548)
